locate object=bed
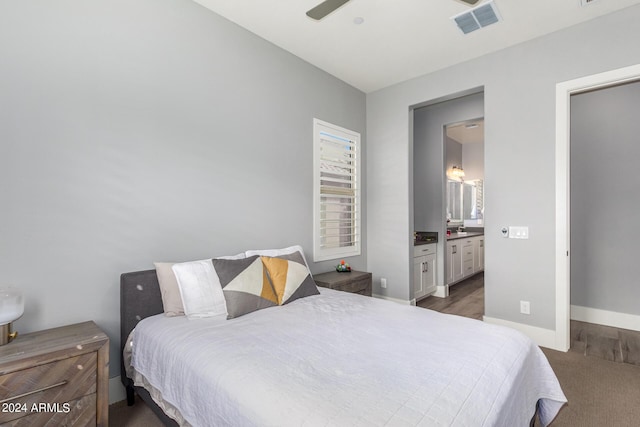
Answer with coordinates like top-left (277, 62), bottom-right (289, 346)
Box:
top-left (120, 268), bottom-right (566, 427)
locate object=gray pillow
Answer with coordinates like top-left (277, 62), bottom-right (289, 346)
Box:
top-left (212, 256), bottom-right (278, 319)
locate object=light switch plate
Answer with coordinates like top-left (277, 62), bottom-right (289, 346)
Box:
top-left (508, 226), bottom-right (529, 239)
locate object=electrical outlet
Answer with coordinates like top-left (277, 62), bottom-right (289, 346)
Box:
top-left (380, 278), bottom-right (387, 288)
top-left (520, 300), bottom-right (530, 315)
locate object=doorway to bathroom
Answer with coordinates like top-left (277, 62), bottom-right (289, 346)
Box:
top-left (412, 90), bottom-right (485, 310)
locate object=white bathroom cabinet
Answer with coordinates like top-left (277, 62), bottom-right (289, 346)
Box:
top-left (413, 243), bottom-right (437, 300)
top-left (446, 235), bottom-right (484, 286)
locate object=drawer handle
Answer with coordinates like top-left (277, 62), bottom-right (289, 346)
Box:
top-left (0, 381), bottom-right (68, 404)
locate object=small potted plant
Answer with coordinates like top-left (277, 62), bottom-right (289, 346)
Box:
top-left (335, 260), bottom-right (351, 272)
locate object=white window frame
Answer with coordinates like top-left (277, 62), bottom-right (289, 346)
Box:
top-left (313, 118), bottom-right (361, 262)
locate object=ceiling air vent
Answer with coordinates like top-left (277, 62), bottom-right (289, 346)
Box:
top-left (452, 0), bottom-right (502, 35)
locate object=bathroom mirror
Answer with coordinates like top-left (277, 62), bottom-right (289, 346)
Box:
top-left (447, 179), bottom-right (484, 226)
top-left (446, 179), bottom-right (463, 225)
top-left (463, 179), bottom-right (484, 221)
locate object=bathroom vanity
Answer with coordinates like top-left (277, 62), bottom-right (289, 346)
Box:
top-left (446, 232), bottom-right (484, 286)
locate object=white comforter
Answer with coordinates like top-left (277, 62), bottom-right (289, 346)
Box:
top-left (130, 288), bottom-right (566, 427)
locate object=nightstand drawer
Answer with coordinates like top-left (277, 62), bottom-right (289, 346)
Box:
top-left (337, 277), bottom-right (371, 295)
top-left (0, 353), bottom-right (96, 424)
top-left (314, 271), bottom-right (372, 296)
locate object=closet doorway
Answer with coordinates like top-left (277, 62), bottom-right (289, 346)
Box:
top-left (569, 79), bottom-right (640, 362)
top-left (549, 65), bottom-right (640, 351)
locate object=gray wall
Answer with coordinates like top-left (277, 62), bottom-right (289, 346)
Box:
top-left (445, 136), bottom-right (463, 173)
top-left (413, 94), bottom-right (484, 295)
top-left (0, 0), bottom-right (366, 378)
top-left (462, 140), bottom-right (484, 182)
top-left (367, 5), bottom-right (640, 329)
top-left (570, 80), bottom-right (640, 315)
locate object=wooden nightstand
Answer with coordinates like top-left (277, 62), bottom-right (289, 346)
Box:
top-left (0, 321), bottom-right (109, 426)
top-left (313, 270), bottom-right (372, 296)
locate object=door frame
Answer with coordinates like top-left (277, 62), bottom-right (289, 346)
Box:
top-left (555, 63), bottom-right (640, 351)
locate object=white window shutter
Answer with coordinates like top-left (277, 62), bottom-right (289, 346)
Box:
top-left (313, 119), bottom-right (361, 262)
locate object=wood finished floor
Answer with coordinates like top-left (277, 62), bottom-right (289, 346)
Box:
top-left (571, 320), bottom-right (640, 367)
top-left (417, 272), bottom-right (640, 367)
top-left (416, 272), bottom-right (484, 320)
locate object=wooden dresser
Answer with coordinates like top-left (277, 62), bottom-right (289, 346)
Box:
top-left (0, 321), bottom-right (109, 427)
top-left (314, 270), bottom-right (372, 296)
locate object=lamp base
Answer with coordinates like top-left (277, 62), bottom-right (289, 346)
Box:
top-left (0, 323), bottom-right (18, 346)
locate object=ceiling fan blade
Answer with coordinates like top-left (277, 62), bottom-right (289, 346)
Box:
top-left (306, 0), bottom-right (351, 20)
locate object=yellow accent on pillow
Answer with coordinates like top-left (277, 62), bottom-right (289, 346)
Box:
top-left (262, 266), bottom-right (279, 304)
top-left (261, 256), bottom-right (289, 305)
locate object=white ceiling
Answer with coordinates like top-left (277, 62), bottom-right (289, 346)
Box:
top-left (446, 119), bottom-right (484, 145)
top-left (192, 0), bottom-right (640, 93)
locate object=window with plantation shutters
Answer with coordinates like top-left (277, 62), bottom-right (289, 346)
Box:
top-left (313, 119), bottom-right (361, 262)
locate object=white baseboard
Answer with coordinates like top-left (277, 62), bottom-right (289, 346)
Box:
top-left (109, 377), bottom-right (126, 404)
top-left (483, 316), bottom-right (562, 351)
top-left (433, 285), bottom-right (448, 298)
top-left (571, 305), bottom-right (640, 332)
top-left (373, 294), bottom-right (413, 305)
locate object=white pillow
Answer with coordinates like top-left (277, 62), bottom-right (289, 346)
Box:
top-left (217, 252), bottom-right (246, 260)
top-left (154, 252), bottom-right (245, 316)
top-left (154, 262), bottom-right (185, 316)
top-left (172, 260), bottom-right (227, 319)
top-left (244, 245), bottom-right (312, 275)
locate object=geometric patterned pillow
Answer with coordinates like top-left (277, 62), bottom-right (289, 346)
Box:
top-left (212, 255), bottom-right (278, 319)
top-left (260, 251), bottom-right (319, 305)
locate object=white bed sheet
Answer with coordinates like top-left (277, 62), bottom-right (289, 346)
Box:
top-left (130, 288), bottom-right (566, 427)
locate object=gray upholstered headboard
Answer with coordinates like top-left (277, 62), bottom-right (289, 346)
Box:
top-left (119, 269), bottom-right (164, 388)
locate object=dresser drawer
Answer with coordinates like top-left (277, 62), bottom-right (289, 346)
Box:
top-left (0, 353), bottom-right (96, 424)
top-left (2, 393), bottom-right (96, 427)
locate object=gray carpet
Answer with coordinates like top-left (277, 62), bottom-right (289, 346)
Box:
top-left (109, 396), bottom-right (163, 426)
top-left (539, 347), bottom-right (640, 426)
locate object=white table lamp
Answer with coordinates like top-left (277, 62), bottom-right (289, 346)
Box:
top-left (0, 287), bottom-right (24, 345)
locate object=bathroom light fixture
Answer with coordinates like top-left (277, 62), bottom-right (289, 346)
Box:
top-left (0, 287), bottom-right (24, 345)
top-left (448, 166), bottom-right (465, 179)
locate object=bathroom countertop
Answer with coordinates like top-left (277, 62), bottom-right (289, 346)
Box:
top-left (446, 231), bottom-right (484, 241)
